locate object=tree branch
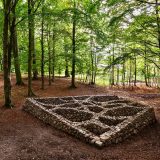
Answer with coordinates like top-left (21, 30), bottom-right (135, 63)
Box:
top-left (137, 0), bottom-right (160, 5)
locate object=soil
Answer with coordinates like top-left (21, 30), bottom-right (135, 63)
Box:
top-left (0, 74), bottom-right (160, 160)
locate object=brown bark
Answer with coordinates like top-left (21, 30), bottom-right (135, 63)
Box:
top-left (32, 16), bottom-right (38, 80)
top-left (41, 2), bottom-right (44, 89)
top-left (47, 27), bottom-right (52, 86)
top-left (3, 0), bottom-right (12, 108)
top-left (28, 0), bottom-right (35, 96)
top-left (71, 0), bottom-right (76, 88)
top-left (52, 33), bottom-right (55, 82)
top-left (64, 37), bottom-right (70, 77)
top-left (134, 53), bottom-right (137, 86)
top-left (11, 3), bottom-right (24, 85)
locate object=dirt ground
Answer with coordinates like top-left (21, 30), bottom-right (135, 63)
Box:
top-left (0, 74), bottom-right (160, 160)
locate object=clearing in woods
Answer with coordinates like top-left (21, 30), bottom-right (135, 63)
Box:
top-left (0, 75), bottom-right (160, 160)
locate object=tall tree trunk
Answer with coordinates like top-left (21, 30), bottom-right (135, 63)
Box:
top-left (153, 67), bottom-right (157, 87)
top-left (47, 26), bottom-right (52, 86)
top-left (41, 2), bottom-right (44, 89)
top-left (28, 0), bottom-right (35, 96)
top-left (32, 54), bottom-right (38, 80)
top-left (144, 42), bottom-right (149, 86)
top-left (116, 65), bottom-right (119, 86)
top-left (64, 37), bottom-right (70, 77)
top-left (122, 61), bottom-right (126, 87)
top-left (13, 29), bottom-right (24, 85)
top-left (90, 35), bottom-right (94, 85)
top-left (52, 32), bottom-right (55, 82)
top-left (0, 54), bottom-right (2, 71)
top-left (134, 53), bottom-right (137, 86)
top-left (155, 0), bottom-right (160, 49)
top-left (32, 2), bottom-right (38, 80)
top-left (147, 65), bottom-right (151, 86)
top-left (93, 52), bottom-right (97, 84)
top-left (109, 54), bottom-right (112, 86)
top-left (155, 0), bottom-right (160, 87)
top-left (71, 0), bottom-right (76, 88)
top-left (3, 0), bottom-right (12, 108)
top-left (111, 43), bottom-right (115, 86)
top-left (65, 61), bottom-right (70, 77)
top-left (11, 4), bottom-right (24, 85)
top-left (129, 58), bottom-right (132, 87)
top-left (116, 48), bottom-right (121, 86)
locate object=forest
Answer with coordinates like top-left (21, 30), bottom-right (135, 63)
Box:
top-left (0, 0), bottom-right (160, 160)
top-left (0, 0), bottom-right (159, 107)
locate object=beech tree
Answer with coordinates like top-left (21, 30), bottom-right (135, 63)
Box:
top-left (1, 0), bottom-right (160, 108)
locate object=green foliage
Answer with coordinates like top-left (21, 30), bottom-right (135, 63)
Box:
top-left (0, 0), bottom-right (160, 86)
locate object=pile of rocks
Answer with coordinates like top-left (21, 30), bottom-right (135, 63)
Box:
top-left (23, 95), bottom-right (156, 148)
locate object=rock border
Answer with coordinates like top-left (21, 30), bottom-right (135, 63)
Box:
top-left (23, 95), bottom-right (156, 148)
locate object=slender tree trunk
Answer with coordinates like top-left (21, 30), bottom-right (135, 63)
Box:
top-left (90, 35), bottom-right (94, 85)
top-left (109, 55), bottom-right (112, 87)
top-left (111, 45), bottom-right (115, 86)
top-left (122, 61), bottom-right (126, 87)
top-left (52, 32), bottom-right (55, 82)
top-left (32, 57), bottom-right (38, 80)
top-left (90, 51), bottom-right (94, 84)
top-left (155, 0), bottom-right (160, 87)
top-left (71, 0), bottom-right (76, 88)
top-left (134, 53), bottom-right (137, 86)
top-left (155, 0), bottom-right (160, 49)
top-left (0, 54), bottom-right (2, 71)
top-left (144, 42), bottom-right (149, 86)
top-left (116, 65), bottom-right (119, 86)
top-left (116, 48), bottom-right (121, 86)
top-left (93, 52), bottom-right (97, 84)
top-left (13, 29), bottom-right (24, 85)
top-left (32, 2), bottom-right (38, 80)
top-left (153, 67), bottom-right (157, 87)
top-left (11, 5), bottom-right (24, 85)
top-left (41, 2), bottom-right (44, 89)
top-left (65, 62), bottom-right (70, 77)
top-left (64, 37), bottom-right (70, 77)
top-left (47, 27), bottom-right (52, 86)
top-left (147, 65), bottom-right (151, 86)
top-left (28, 0), bottom-right (35, 96)
top-left (3, 0), bottom-right (12, 108)
top-left (129, 58), bottom-right (132, 87)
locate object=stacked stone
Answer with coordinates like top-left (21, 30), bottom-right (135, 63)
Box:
top-left (23, 95), bottom-right (156, 148)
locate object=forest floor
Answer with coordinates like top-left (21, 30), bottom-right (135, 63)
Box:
top-left (0, 74), bottom-right (160, 160)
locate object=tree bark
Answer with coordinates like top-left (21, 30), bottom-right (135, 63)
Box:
top-left (90, 35), bottom-right (94, 85)
top-left (155, 0), bottom-right (160, 49)
top-left (41, 2), bottom-right (45, 89)
top-left (28, 0), bottom-right (35, 96)
top-left (71, 0), bottom-right (76, 88)
top-left (111, 43), bottom-right (115, 86)
top-left (32, 16), bottom-right (38, 80)
top-left (64, 38), bottom-right (70, 77)
top-left (11, 4), bottom-right (24, 85)
top-left (93, 51), bottom-right (97, 84)
top-left (129, 58), bottom-right (132, 87)
top-left (134, 53), bottom-right (137, 86)
top-left (47, 27), bottom-right (52, 86)
top-left (122, 61), bottom-right (126, 87)
top-left (52, 32), bottom-right (55, 82)
top-left (116, 65), bottom-right (119, 86)
top-left (3, 0), bottom-right (12, 108)
top-left (13, 29), bottom-right (24, 85)
top-left (144, 42), bottom-right (149, 86)
top-left (0, 54), bottom-right (2, 71)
